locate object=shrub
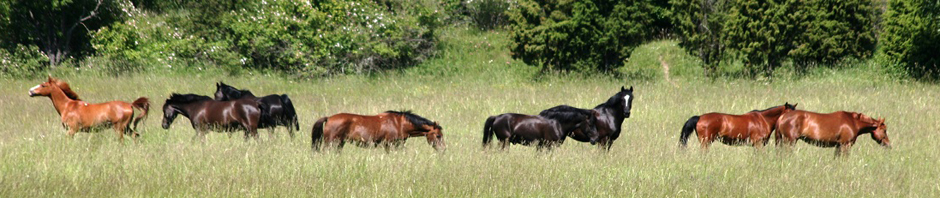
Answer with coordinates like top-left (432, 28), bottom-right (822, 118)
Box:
top-left (880, 0), bottom-right (940, 79)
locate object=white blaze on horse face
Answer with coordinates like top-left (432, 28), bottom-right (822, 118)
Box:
top-left (623, 94), bottom-right (631, 109)
top-left (28, 85), bottom-right (40, 95)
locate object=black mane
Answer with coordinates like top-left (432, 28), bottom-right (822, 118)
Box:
top-left (166, 93), bottom-right (213, 104)
top-left (385, 110), bottom-right (439, 129)
top-left (218, 82), bottom-right (255, 99)
top-left (595, 90), bottom-right (629, 109)
top-left (539, 105), bottom-right (592, 122)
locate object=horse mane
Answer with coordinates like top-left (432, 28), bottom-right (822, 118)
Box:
top-left (385, 110), bottom-right (439, 129)
top-left (166, 93), bottom-right (213, 104)
top-left (50, 78), bottom-right (80, 100)
top-left (750, 105), bottom-right (781, 112)
top-left (540, 105), bottom-right (592, 122)
top-left (218, 82), bottom-right (254, 98)
top-left (595, 91), bottom-right (626, 109)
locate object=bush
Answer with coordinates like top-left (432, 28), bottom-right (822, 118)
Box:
top-left (467, 0), bottom-right (513, 30)
top-left (508, 0), bottom-right (667, 72)
top-left (880, 0), bottom-right (940, 79)
top-left (0, 45), bottom-right (50, 78)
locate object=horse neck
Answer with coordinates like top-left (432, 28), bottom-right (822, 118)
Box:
top-left (46, 86), bottom-right (77, 116)
top-left (170, 102), bottom-right (200, 118)
top-left (595, 106), bottom-right (625, 129)
top-left (758, 107), bottom-right (786, 123)
top-left (396, 115), bottom-right (423, 136)
top-left (852, 118), bottom-right (877, 134)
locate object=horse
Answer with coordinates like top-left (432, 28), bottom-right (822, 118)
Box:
top-left (214, 82), bottom-right (299, 138)
top-left (310, 111), bottom-right (444, 152)
top-left (481, 113), bottom-right (584, 151)
top-left (539, 86), bottom-right (635, 150)
top-left (774, 110), bottom-right (890, 156)
top-left (28, 76), bottom-right (150, 142)
top-left (161, 93), bottom-right (263, 141)
top-left (679, 103), bottom-right (797, 150)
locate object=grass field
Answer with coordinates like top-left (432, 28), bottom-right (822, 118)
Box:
top-left (1, 28), bottom-right (938, 197)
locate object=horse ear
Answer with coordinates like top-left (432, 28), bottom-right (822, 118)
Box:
top-left (879, 118), bottom-right (886, 123)
top-left (621, 86), bottom-right (625, 91)
top-left (629, 86), bottom-right (634, 91)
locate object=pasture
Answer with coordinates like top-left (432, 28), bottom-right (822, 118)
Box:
top-left (1, 30), bottom-right (938, 197)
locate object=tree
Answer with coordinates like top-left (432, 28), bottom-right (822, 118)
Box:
top-left (789, 0), bottom-right (876, 67)
top-left (671, 0), bottom-right (729, 76)
top-left (2, 0), bottom-right (124, 66)
top-left (722, 0), bottom-right (800, 76)
top-left (880, 0), bottom-right (940, 79)
top-left (508, 0), bottom-right (667, 72)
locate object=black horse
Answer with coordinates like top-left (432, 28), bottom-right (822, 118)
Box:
top-left (482, 113), bottom-right (597, 151)
top-left (539, 86), bottom-right (634, 150)
top-left (215, 82), bottom-right (299, 138)
top-left (161, 93), bottom-right (263, 141)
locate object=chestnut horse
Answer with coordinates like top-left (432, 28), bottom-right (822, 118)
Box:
top-left (28, 77), bottom-right (150, 142)
top-left (679, 103), bottom-right (797, 150)
top-left (482, 113), bottom-right (587, 151)
top-left (775, 110), bottom-right (890, 156)
top-left (161, 93), bottom-right (263, 141)
top-left (311, 111), bottom-right (444, 152)
top-left (214, 82), bottom-right (299, 137)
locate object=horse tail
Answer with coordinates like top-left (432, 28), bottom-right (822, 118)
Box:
top-left (679, 115), bottom-right (700, 148)
top-left (482, 116), bottom-right (496, 147)
top-left (311, 117), bottom-right (328, 151)
top-left (131, 97), bottom-right (151, 131)
top-left (280, 94), bottom-right (299, 131)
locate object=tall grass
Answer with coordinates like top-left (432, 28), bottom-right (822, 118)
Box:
top-left (0, 28), bottom-right (937, 197)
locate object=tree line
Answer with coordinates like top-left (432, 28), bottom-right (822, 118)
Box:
top-left (1, 0), bottom-right (938, 79)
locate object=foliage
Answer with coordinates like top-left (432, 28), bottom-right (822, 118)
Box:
top-left (467, 0), bottom-right (513, 30)
top-left (880, 0), bottom-right (940, 79)
top-left (0, 0), bottom-right (127, 66)
top-left (670, 0), bottom-right (729, 76)
top-left (721, 0), bottom-right (801, 76)
top-left (88, 0), bottom-right (441, 76)
top-left (507, 0), bottom-right (669, 72)
top-left (788, 0), bottom-right (876, 67)
top-left (0, 45), bottom-right (50, 78)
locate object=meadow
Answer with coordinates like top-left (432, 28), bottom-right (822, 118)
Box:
top-left (1, 28), bottom-right (938, 197)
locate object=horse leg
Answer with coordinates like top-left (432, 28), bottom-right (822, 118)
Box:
top-left (113, 124), bottom-right (127, 144)
top-left (836, 143), bottom-right (853, 157)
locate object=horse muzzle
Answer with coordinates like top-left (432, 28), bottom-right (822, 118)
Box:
top-left (28, 91), bottom-right (39, 97)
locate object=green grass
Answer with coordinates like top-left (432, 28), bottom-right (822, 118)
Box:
top-left (1, 28), bottom-right (938, 197)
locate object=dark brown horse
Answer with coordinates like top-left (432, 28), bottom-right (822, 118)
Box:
top-left (28, 77), bottom-right (150, 142)
top-left (214, 82), bottom-right (299, 137)
top-left (775, 110), bottom-right (890, 156)
top-left (679, 103), bottom-right (797, 150)
top-left (161, 93), bottom-right (263, 141)
top-left (482, 113), bottom-right (577, 151)
top-left (310, 111), bottom-right (444, 152)
top-left (539, 86), bottom-right (634, 150)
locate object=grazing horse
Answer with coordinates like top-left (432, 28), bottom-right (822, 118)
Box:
top-left (775, 110), bottom-right (890, 156)
top-left (679, 103), bottom-right (797, 150)
top-left (481, 113), bottom-right (584, 151)
top-left (310, 111), bottom-right (445, 152)
top-left (161, 93), bottom-right (263, 141)
top-left (214, 82), bottom-right (299, 137)
top-left (539, 86), bottom-right (635, 150)
top-left (28, 77), bottom-right (150, 142)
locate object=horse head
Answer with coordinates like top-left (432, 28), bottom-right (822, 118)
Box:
top-left (161, 102), bottom-right (180, 129)
top-left (620, 86), bottom-right (634, 118)
top-left (28, 77), bottom-right (58, 97)
top-left (870, 117), bottom-right (890, 149)
top-left (422, 122), bottom-right (446, 152)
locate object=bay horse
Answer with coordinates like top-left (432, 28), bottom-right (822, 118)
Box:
top-left (481, 113), bottom-right (587, 151)
top-left (539, 86), bottom-right (634, 150)
top-left (310, 111), bottom-right (445, 152)
top-left (28, 77), bottom-right (150, 142)
top-left (214, 82), bottom-right (299, 137)
top-left (775, 110), bottom-right (890, 156)
top-left (161, 93), bottom-right (263, 141)
top-left (679, 103), bottom-right (797, 150)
